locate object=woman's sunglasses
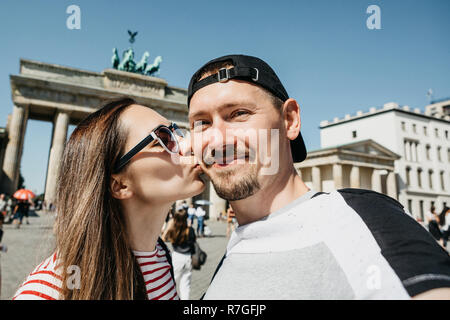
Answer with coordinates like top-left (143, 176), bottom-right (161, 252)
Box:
top-left (114, 122), bottom-right (184, 173)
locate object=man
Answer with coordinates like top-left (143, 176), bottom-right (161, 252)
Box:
top-left (187, 203), bottom-right (196, 227)
top-left (195, 205), bottom-right (206, 237)
top-left (187, 54), bottom-right (450, 299)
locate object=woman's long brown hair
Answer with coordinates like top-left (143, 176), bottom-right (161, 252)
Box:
top-left (55, 97), bottom-right (147, 299)
top-left (165, 210), bottom-right (190, 246)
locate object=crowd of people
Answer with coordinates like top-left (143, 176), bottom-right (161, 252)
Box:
top-left (160, 200), bottom-right (237, 299)
top-left (425, 205), bottom-right (450, 248)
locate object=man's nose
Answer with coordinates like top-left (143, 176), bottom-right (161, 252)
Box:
top-left (208, 119), bottom-right (232, 148)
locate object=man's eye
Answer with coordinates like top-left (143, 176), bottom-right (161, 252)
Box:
top-left (231, 110), bottom-right (250, 118)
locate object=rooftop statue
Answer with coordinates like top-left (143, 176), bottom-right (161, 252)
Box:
top-left (144, 56), bottom-right (162, 77)
top-left (111, 31), bottom-right (162, 77)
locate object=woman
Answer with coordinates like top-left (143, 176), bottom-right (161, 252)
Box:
top-left (13, 97), bottom-right (204, 300)
top-left (162, 209), bottom-right (196, 300)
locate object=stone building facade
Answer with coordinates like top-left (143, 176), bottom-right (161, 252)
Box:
top-left (319, 101), bottom-right (450, 220)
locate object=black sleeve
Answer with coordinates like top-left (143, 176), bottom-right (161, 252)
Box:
top-left (338, 188), bottom-right (450, 297)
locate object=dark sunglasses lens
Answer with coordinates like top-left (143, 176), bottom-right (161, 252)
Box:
top-left (156, 127), bottom-right (178, 152)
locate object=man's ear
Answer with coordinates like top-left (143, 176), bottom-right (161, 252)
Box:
top-left (282, 98), bottom-right (301, 141)
top-left (110, 174), bottom-right (133, 200)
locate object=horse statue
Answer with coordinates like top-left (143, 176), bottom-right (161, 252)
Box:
top-left (118, 48), bottom-right (136, 72)
top-left (144, 56), bottom-right (163, 76)
top-left (111, 48), bottom-right (120, 69)
top-left (135, 51), bottom-right (150, 74)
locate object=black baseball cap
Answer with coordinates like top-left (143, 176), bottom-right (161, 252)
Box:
top-left (187, 54), bottom-right (307, 163)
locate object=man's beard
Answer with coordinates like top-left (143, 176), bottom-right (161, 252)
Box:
top-left (207, 164), bottom-right (260, 201)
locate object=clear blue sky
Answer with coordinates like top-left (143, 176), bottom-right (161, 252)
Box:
top-left (0, 0), bottom-right (449, 194)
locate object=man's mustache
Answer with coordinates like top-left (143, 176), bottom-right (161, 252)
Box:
top-left (202, 144), bottom-right (257, 166)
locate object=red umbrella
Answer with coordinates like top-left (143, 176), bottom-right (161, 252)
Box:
top-left (13, 189), bottom-right (35, 201)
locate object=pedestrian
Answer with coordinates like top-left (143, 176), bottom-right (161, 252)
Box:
top-left (0, 194), bottom-right (6, 218)
top-left (226, 206), bottom-right (236, 238)
top-left (187, 203), bottom-right (196, 227)
top-left (162, 210), bottom-right (196, 300)
top-left (187, 54), bottom-right (450, 299)
top-left (12, 198), bottom-right (31, 228)
top-left (13, 97), bottom-right (205, 300)
top-left (195, 205), bottom-right (206, 237)
top-left (426, 206), bottom-right (442, 242)
top-left (438, 207), bottom-right (450, 248)
top-left (5, 197), bottom-right (13, 224)
top-left (0, 213), bottom-right (7, 297)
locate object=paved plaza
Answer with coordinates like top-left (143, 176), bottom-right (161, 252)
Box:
top-left (0, 211), bottom-right (229, 300)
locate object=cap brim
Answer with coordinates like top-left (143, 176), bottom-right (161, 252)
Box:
top-left (290, 132), bottom-right (307, 163)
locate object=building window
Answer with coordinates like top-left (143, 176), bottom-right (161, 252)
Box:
top-left (435, 128), bottom-right (439, 138)
top-left (440, 171), bottom-right (445, 191)
top-left (404, 141), bottom-right (409, 161)
top-left (446, 130), bottom-right (448, 139)
top-left (437, 146), bottom-right (442, 162)
top-left (429, 170), bottom-right (434, 189)
top-left (417, 168), bottom-right (422, 188)
top-left (406, 167), bottom-right (411, 186)
top-left (426, 145), bottom-right (431, 160)
top-left (352, 130), bottom-right (357, 138)
top-left (401, 122), bottom-right (406, 131)
top-left (424, 126), bottom-right (427, 136)
top-left (419, 200), bottom-right (424, 221)
top-left (412, 124), bottom-right (417, 133)
top-left (448, 148), bottom-right (450, 162)
top-left (408, 199), bottom-right (412, 214)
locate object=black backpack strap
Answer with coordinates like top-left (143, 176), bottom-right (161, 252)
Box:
top-left (200, 251), bottom-right (227, 300)
top-left (157, 237), bottom-right (175, 281)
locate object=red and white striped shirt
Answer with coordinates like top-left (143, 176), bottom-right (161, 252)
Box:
top-left (13, 242), bottom-right (178, 300)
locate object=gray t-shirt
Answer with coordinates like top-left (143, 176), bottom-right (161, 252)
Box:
top-left (203, 189), bottom-right (450, 299)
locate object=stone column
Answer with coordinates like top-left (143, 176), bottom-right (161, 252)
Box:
top-left (312, 166), bottom-right (321, 191)
top-left (44, 111), bottom-right (69, 205)
top-left (386, 171), bottom-right (398, 200)
top-left (371, 169), bottom-right (382, 193)
top-left (208, 181), bottom-right (227, 220)
top-left (350, 165), bottom-right (360, 188)
top-left (333, 163), bottom-right (343, 189)
top-left (2, 104), bottom-right (29, 194)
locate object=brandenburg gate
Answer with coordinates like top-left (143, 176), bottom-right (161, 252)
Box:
top-left (2, 58), bottom-right (226, 218)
